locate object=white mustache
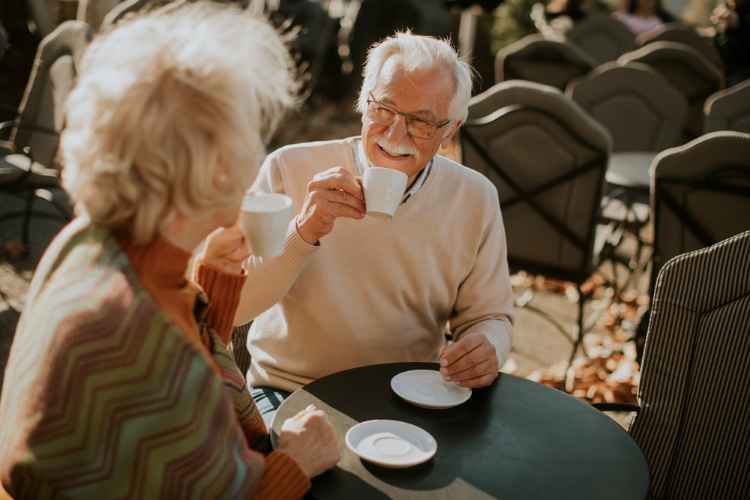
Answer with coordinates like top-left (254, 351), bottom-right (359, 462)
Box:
top-left (376, 138), bottom-right (417, 157)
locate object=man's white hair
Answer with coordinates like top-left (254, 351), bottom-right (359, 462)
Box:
top-left (356, 31), bottom-right (473, 124)
top-left (62, 1), bottom-right (296, 244)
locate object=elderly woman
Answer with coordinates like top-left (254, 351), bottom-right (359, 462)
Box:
top-left (0, 2), bottom-right (338, 499)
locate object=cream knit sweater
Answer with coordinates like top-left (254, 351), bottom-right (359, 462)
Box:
top-left (239, 137), bottom-right (514, 391)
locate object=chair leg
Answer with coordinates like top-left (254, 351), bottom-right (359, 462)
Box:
top-left (565, 285), bottom-right (591, 392)
top-left (567, 285), bottom-right (586, 366)
top-left (515, 290), bottom-right (576, 345)
top-left (20, 191), bottom-right (35, 256)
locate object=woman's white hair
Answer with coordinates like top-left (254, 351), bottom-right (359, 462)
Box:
top-left (356, 31), bottom-right (473, 124)
top-left (62, 1), bottom-right (296, 244)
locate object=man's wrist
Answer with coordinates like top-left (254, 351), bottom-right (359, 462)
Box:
top-left (295, 215), bottom-right (319, 246)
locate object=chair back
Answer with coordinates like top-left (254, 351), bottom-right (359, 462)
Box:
top-left (620, 41), bottom-right (725, 140)
top-left (77, 0), bottom-right (122, 31)
top-left (704, 79), bottom-right (750, 134)
top-left (567, 62), bottom-right (687, 152)
top-left (102, 0), bottom-right (152, 28)
top-left (631, 230), bottom-right (750, 500)
top-left (650, 131), bottom-right (750, 285)
top-left (12, 20), bottom-right (91, 167)
top-left (26, 0), bottom-right (58, 38)
top-left (637, 23), bottom-right (724, 71)
top-left (462, 80), bottom-right (611, 283)
top-left (495, 34), bottom-right (595, 90)
top-left (566, 14), bottom-right (636, 66)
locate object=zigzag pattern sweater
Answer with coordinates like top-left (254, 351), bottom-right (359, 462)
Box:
top-left (0, 219), bottom-right (309, 499)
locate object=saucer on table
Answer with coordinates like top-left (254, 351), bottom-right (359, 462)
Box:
top-left (390, 369), bottom-right (472, 409)
top-left (345, 419), bottom-right (437, 468)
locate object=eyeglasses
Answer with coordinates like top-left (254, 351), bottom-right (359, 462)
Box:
top-left (366, 93), bottom-right (451, 140)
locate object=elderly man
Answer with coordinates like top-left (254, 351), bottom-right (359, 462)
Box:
top-left (236, 32), bottom-right (514, 419)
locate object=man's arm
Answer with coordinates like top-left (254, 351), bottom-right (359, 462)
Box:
top-left (234, 151), bottom-right (366, 325)
top-left (233, 151), bottom-right (319, 325)
top-left (441, 186), bottom-right (514, 387)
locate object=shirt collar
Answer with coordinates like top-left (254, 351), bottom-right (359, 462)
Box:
top-left (354, 138), bottom-right (432, 204)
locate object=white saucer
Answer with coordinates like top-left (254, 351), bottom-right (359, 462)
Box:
top-left (345, 419), bottom-right (437, 468)
top-left (391, 369), bottom-right (472, 409)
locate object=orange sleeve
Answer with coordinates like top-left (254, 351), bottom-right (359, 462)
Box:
top-left (0, 482), bottom-right (13, 500)
top-left (196, 263), bottom-right (246, 345)
top-left (253, 451), bottom-right (311, 500)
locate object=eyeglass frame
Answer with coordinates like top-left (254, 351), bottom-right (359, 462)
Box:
top-left (366, 92), bottom-right (452, 140)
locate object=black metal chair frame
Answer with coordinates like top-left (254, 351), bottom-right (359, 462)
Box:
top-left (0, 119), bottom-right (71, 256)
top-left (461, 104), bottom-right (608, 367)
top-left (651, 165), bottom-right (750, 294)
top-left (627, 165), bottom-right (750, 361)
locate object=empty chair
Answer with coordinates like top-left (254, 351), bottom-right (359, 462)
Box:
top-left (650, 131), bottom-right (750, 285)
top-left (568, 62), bottom-right (688, 291)
top-left (0, 20), bottom-right (89, 253)
top-left (462, 80), bottom-right (612, 362)
top-left (495, 34), bottom-right (595, 90)
top-left (620, 41), bottom-right (725, 140)
top-left (704, 79), bottom-right (750, 134)
top-left (102, 0), bottom-right (152, 27)
top-left (604, 231), bottom-right (750, 499)
top-left (26, 0), bottom-right (58, 38)
top-left (623, 131), bottom-right (750, 361)
top-left (567, 62), bottom-right (687, 191)
top-left (5, 20), bottom-right (90, 167)
top-left (566, 14), bottom-right (636, 66)
top-left (637, 22), bottom-right (724, 71)
top-left (77, 0), bottom-right (122, 31)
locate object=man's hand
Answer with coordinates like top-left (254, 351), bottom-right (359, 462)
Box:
top-left (439, 332), bottom-right (499, 388)
top-left (296, 166), bottom-right (365, 245)
top-left (198, 225), bottom-right (251, 275)
top-left (276, 404), bottom-right (341, 479)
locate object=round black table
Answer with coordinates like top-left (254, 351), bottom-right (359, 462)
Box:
top-left (271, 362), bottom-right (649, 500)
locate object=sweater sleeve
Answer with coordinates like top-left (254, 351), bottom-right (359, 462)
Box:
top-left (196, 263), bottom-right (246, 345)
top-left (207, 328), bottom-right (268, 444)
top-left (233, 150), bottom-right (319, 325)
top-left (253, 451), bottom-right (311, 500)
top-left (450, 186), bottom-right (514, 365)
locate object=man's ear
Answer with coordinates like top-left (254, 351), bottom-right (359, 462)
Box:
top-left (440, 120), bottom-right (462, 148)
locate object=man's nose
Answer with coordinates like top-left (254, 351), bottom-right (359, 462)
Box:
top-left (384, 113), bottom-right (410, 143)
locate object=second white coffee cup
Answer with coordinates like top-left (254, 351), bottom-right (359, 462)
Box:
top-left (363, 167), bottom-right (408, 220)
top-left (239, 193), bottom-right (293, 258)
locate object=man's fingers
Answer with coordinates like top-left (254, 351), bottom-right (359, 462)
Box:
top-left (442, 344), bottom-right (494, 378)
top-left (326, 202), bottom-right (365, 220)
top-left (309, 172), bottom-right (363, 200)
top-left (440, 334), bottom-right (485, 367)
top-left (448, 357), bottom-right (497, 383)
top-left (317, 189), bottom-right (366, 213)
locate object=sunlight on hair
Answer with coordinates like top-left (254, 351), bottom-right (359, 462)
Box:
top-left (62, 1), bottom-right (297, 244)
top-left (357, 31), bottom-right (473, 124)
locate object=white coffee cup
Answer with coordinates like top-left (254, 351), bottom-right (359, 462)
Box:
top-left (239, 193), bottom-right (293, 258)
top-left (363, 167), bottom-right (408, 220)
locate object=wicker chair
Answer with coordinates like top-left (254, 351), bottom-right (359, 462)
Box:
top-left (597, 230), bottom-right (750, 499)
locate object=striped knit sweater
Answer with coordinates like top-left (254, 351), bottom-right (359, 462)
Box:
top-left (0, 218), bottom-right (309, 499)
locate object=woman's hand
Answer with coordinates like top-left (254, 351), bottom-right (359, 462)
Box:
top-left (276, 404), bottom-right (340, 479)
top-left (198, 225), bottom-right (251, 275)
